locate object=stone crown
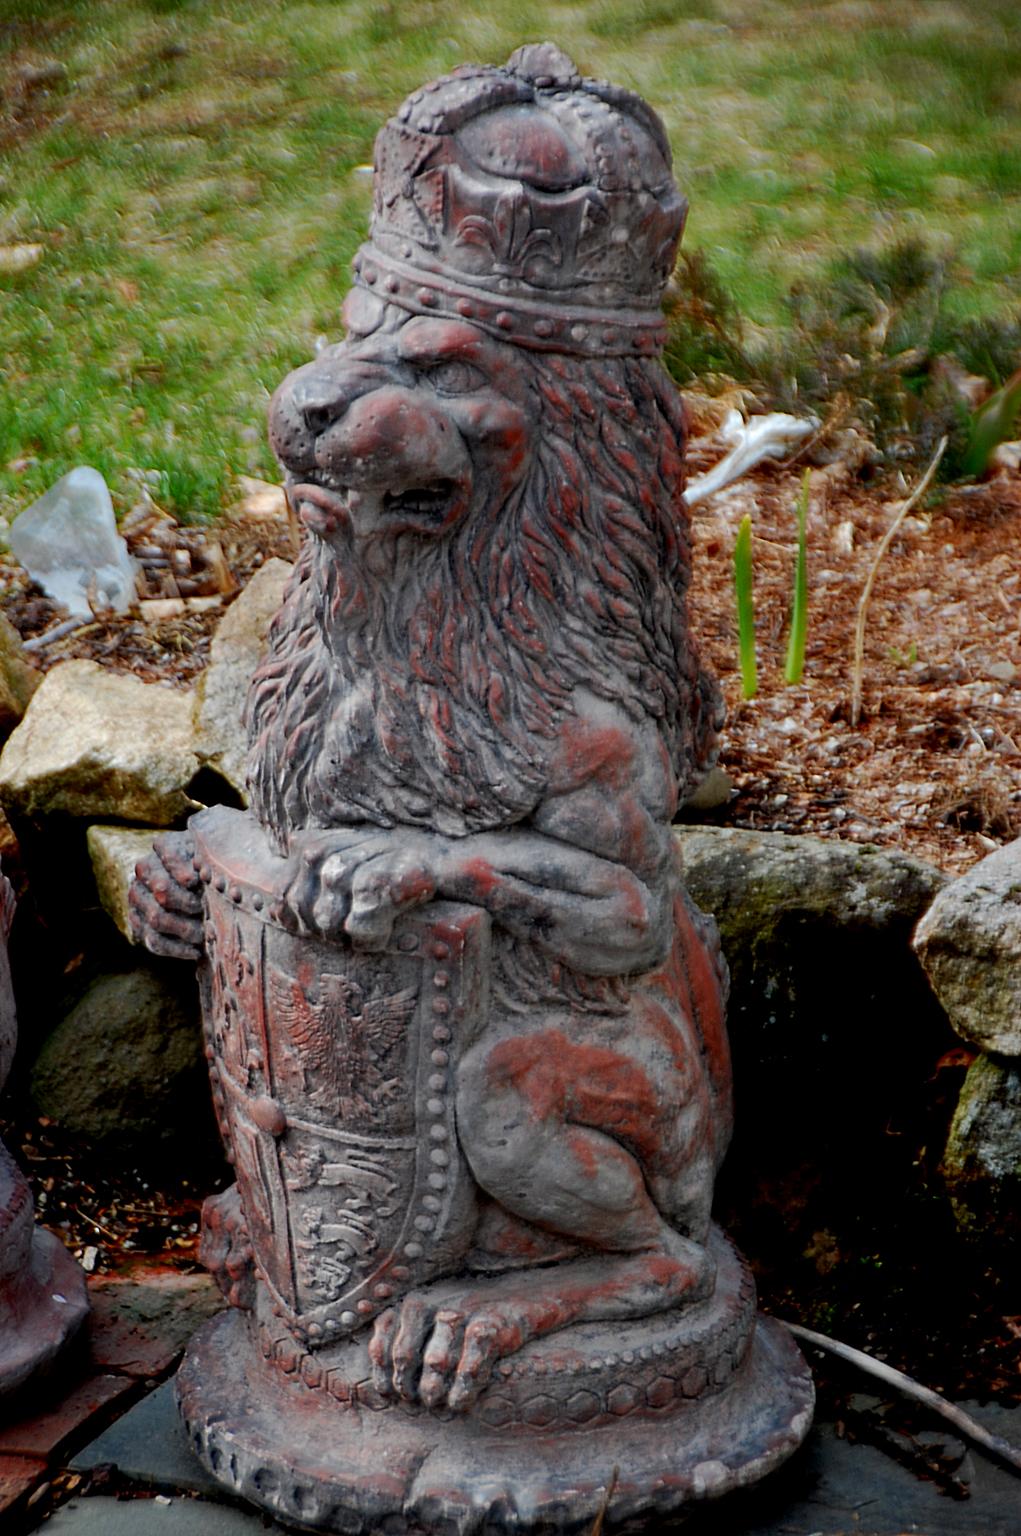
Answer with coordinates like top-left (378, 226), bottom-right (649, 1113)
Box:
top-left (352, 43), bottom-right (687, 357)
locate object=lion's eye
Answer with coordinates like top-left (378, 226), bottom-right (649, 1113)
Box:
top-left (422, 360), bottom-right (485, 396)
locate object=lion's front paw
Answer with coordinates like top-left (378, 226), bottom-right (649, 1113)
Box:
top-left (273, 828), bottom-right (443, 949)
top-left (129, 832), bottom-right (204, 961)
top-left (199, 1184), bottom-right (255, 1310)
top-left (367, 1287), bottom-right (549, 1412)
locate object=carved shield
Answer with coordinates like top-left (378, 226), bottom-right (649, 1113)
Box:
top-left (191, 806), bottom-right (488, 1347)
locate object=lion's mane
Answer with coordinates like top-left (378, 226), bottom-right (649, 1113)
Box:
top-left (246, 352), bottom-right (721, 855)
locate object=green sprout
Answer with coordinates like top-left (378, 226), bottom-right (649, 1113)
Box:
top-left (733, 514), bottom-right (757, 700)
top-left (963, 367), bottom-right (1021, 479)
top-left (784, 470), bottom-right (810, 685)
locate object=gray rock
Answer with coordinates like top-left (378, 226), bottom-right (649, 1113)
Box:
top-left (942, 1053), bottom-right (1021, 1244)
top-left (681, 763), bottom-right (733, 812)
top-left (0, 612), bottom-right (41, 740)
top-left (192, 558), bottom-right (292, 799)
top-left (674, 826), bottom-right (950, 1170)
top-left (9, 467), bottom-right (137, 617)
top-left (87, 824), bottom-right (164, 942)
top-left (0, 659), bottom-right (199, 825)
top-left (30, 964), bottom-right (205, 1150)
top-left (676, 826), bottom-right (946, 940)
top-left (912, 836), bottom-right (1021, 1057)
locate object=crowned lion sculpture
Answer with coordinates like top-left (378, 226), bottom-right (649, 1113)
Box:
top-left (132, 43), bottom-right (811, 1535)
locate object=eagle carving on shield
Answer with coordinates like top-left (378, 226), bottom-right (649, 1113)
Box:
top-left (266, 966), bottom-right (418, 1120)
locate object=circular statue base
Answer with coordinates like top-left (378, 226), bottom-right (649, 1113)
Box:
top-left (177, 1303), bottom-right (813, 1535)
top-left (0, 1148), bottom-right (90, 1399)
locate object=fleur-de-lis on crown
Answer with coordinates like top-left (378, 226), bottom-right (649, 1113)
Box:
top-left (454, 192), bottom-right (562, 279)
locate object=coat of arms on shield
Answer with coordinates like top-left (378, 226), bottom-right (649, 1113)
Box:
top-left (192, 805), bottom-right (487, 1348)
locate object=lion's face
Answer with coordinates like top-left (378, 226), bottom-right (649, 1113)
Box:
top-left (269, 291), bottom-right (537, 567)
top-left (252, 300), bottom-right (720, 851)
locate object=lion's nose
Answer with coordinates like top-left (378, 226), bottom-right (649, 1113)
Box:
top-left (268, 356), bottom-right (395, 479)
top-left (270, 356), bottom-right (469, 505)
top-left (318, 388), bottom-right (465, 491)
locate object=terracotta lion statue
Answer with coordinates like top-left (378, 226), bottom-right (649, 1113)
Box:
top-left (133, 42), bottom-right (732, 1415)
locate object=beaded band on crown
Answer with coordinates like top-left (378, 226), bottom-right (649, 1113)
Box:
top-left (352, 248), bottom-right (668, 358)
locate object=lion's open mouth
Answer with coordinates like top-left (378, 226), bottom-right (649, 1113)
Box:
top-left (290, 474), bottom-right (470, 539)
top-left (382, 480), bottom-right (458, 522)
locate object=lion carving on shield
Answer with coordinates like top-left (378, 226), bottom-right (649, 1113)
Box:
top-left (133, 43), bottom-right (734, 1415)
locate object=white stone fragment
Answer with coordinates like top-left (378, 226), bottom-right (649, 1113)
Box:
top-left (9, 467), bottom-right (138, 617)
top-left (685, 411), bottom-right (819, 506)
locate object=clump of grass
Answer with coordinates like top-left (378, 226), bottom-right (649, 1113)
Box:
top-left (665, 236), bottom-right (1021, 481)
top-left (662, 250), bottom-right (753, 384)
top-left (733, 514), bottom-right (757, 701)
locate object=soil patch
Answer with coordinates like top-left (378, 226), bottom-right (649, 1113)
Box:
top-left (685, 461), bottom-right (1021, 874)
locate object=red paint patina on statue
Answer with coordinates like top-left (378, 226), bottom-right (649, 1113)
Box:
top-left (131, 42), bottom-right (811, 1534)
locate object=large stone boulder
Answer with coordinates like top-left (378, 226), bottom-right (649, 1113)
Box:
top-left (675, 826), bottom-right (946, 1031)
top-left (0, 613), bottom-right (41, 741)
top-left (912, 836), bottom-right (1021, 1058)
top-left (30, 963), bottom-right (209, 1156)
top-left (87, 824), bottom-right (164, 942)
top-left (674, 826), bottom-right (952, 1207)
top-left (676, 826), bottom-right (946, 940)
top-left (942, 1053), bottom-right (1021, 1244)
top-left (192, 558), bottom-right (292, 799)
top-left (0, 659), bottom-right (199, 825)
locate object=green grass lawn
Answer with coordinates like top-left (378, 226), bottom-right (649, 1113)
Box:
top-left (2, 0), bottom-right (1020, 520)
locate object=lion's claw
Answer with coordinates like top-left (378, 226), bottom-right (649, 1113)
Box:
top-left (367, 1288), bottom-right (540, 1412)
top-left (273, 828), bottom-right (443, 945)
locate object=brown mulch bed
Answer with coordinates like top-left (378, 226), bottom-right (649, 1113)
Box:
top-left (687, 461), bottom-right (1020, 874)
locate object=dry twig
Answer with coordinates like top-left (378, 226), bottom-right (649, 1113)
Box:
top-left (22, 616), bottom-right (94, 652)
top-left (850, 436), bottom-right (947, 726)
top-left (588, 1466), bottom-right (619, 1536)
top-left (780, 1320), bottom-right (1021, 1475)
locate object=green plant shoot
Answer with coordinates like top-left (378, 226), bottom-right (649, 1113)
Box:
top-left (733, 514), bottom-right (757, 700)
top-left (784, 469), bottom-right (810, 685)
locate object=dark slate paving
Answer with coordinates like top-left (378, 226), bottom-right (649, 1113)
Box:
top-left (70, 1379), bottom-right (223, 1498)
top-left (67, 1372), bottom-right (1021, 1536)
top-left (44, 1496), bottom-right (290, 1534)
top-left (685, 1407), bottom-right (1021, 1535)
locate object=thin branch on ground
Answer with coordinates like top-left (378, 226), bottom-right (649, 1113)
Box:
top-left (588, 1466), bottom-right (619, 1536)
top-left (779, 1319), bottom-right (1021, 1475)
top-left (849, 434), bottom-right (947, 727)
top-left (22, 617), bottom-right (96, 652)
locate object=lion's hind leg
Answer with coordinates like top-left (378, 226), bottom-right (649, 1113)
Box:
top-left (367, 1019), bottom-right (716, 1410)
